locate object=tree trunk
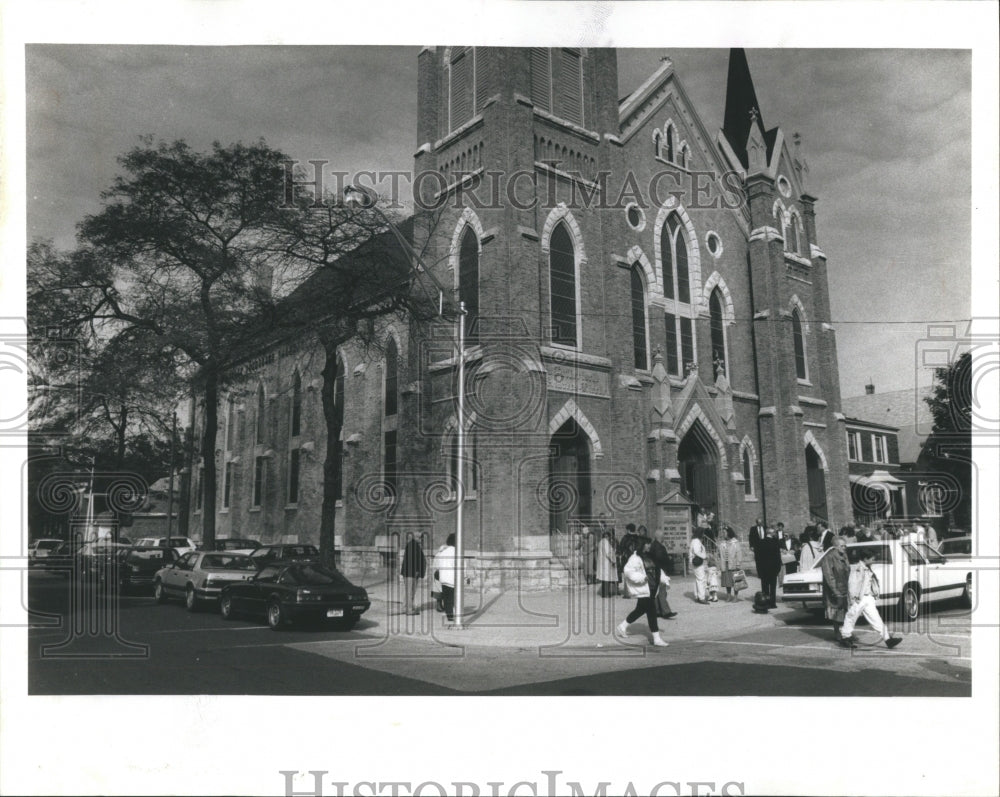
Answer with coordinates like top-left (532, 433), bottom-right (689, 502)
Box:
top-left (115, 404), bottom-right (128, 469)
top-left (319, 337), bottom-right (344, 569)
top-left (201, 368), bottom-right (219, 548)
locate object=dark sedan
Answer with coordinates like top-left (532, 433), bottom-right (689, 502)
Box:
top-left (112, 546), bottom-right (182, 594)
top-left (220, 563), bottom-right (370, 630)
top-left (248, 544), bottom-right (320, 567)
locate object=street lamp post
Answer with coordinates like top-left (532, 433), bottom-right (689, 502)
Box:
top-left (343, 186), bottom-right (467, 629)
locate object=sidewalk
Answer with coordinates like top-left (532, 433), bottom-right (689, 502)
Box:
top-left (357, 572), bottom-right (788, 649)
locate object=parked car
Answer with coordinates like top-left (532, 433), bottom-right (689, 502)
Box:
top-left (41, 540), bottom-right (81, 574)
top-left (248, 544), bottom-right (321, 566)
top-left (28, 539), bottom-right (63, 567)
top-left (110, 546), bottom-right (183, 594)
top-left (220, 562), bottom-right (370, 630)
top-left (937, 536), bottom-right (972, 560)
top-left (153, 551), bottom-right (258, 611)
top-left (211, 538), bottom-right (261, 554)
top-left (780, 537), bottom-right (972, 621)
top-left (73, 540), bottom-right (132, 582)
top-left (133, 536), bottom-right (198, 554)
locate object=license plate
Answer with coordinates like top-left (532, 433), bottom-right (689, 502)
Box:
top-left (326, 609), bottom-right (344, 618)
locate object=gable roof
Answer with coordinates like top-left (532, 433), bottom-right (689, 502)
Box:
top-left (841, 388), bottom-right (934, 464)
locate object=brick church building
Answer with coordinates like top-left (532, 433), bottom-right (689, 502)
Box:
top-left (186, 48), bottom-right (851, 586)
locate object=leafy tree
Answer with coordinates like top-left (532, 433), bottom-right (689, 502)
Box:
top-left (922, 350), bottom-right (972, 528)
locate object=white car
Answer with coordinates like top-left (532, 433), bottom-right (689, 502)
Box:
top-left (28, 539), bottom-right (63, 566)
top-left (779, 537), bottom-right (972, 621)
top-left (153, 551), bottom-right (258, 611)
top-left (133, 536), bottom-right (198, 555)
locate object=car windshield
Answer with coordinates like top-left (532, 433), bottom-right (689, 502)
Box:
top-left (282, 564), bottom-right (348, 586)
top-left (219, 539), bottom-right (255, 550)
top-left (37, 540), bottom-right (62, 550)
top-left (128, 549), bottom-right (166, 562)
top-left (914, 542), bottom-right (946, 564)
top-left (201, 554), bottom-right (256, 570)
top-left (942, 539), bottom-right (972, 555)
top-left (169, 538), bottom-right (191, 547)
top-left (288, 546), bottom-right (319, 557)
top-left (849, 545), bottom-right (892, 565)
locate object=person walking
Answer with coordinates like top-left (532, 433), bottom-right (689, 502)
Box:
top-left (597, 529), bottom-right (618, 598)
top-left (719, 526), bottom-right (744, 601)
top-left (650, 526), bottom-right (678, 618)
top-left (798, 528), bottom-right (820, 572)
top-left (756, 526), bottom-right (782, 608)
top-left (399, 532), bottom-right (426, 615)
top-left (689, 527), bottom-right (709, 604)
top-left (820, 535), bottom-right (850, 641)
top-left (616, 540), bottom-right (669, 647)
top-left (433, 533), bottom-right (457, 622)
top-left (839, 548), bottom-right (902, 649)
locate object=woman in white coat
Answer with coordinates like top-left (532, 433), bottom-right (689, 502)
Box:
top-left (432, 534), bottom-right (457, 622)
top-left (616, 540), bottom-right (668, 646)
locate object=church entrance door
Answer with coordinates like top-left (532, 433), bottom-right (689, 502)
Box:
top-left (806, 445), bottom-right (828, 521)
top-left (678, 420), bottom-right (719, 525)
top-left (549, 419), bottom-right (592, 537)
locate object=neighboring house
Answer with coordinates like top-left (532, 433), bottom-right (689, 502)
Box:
top-left (842, 384), bottom-right (958, 533)
top-left (187, 48), bottom-right (854, 586)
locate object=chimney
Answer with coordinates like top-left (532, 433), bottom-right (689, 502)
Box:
top-left (865, 381), bottom-right (875, 395)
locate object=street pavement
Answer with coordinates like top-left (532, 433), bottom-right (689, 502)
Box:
top-left (24, 569), bottom-right (971, 696)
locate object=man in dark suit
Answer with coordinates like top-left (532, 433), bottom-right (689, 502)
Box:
top-left (650, 527), bottom-right (678, 619)
top-left (756, 526), bottom-right (783, 607)
top-left (748, 517), bottom-right (766, 576)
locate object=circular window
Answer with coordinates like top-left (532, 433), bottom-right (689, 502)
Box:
top-left (777, 175), bottom-right (792, 198)
top-left (705, 231), bottom-right (723, 259)
top-left (625, 202), bottom-right (646, 232)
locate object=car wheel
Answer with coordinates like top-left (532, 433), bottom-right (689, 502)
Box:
top-left (154, 580), bottom-right (168, 604)
top-left (266, 600), bottom-right (285, 630)
top-left (185, 585), bottom-right (200, 613)
top-left (961, 574), bottom-right (972, 609)
top-left (898, 583), bottom-right (920, 622)
top-left (220, 593), bottom-right (235, 620)
top-left (332, 617), bottom-right (358, 632)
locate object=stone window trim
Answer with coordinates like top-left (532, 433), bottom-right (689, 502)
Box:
top-left (653, 199), bottom-right (702, 308)
top-left (548, 398), bottom-right (603, 459)
top-left (624, 201), bottom-right (647, 233)
top-left (541, 204), bottom-right (586, 351)
top-left (739, 435), bottom-right (758, 500)
top-left (803, 430), bottom-right (829, 470)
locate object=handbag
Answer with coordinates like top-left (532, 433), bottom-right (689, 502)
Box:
top-left (780, 551), bottom-right (796, 566)
top-left (731, 568), bottom-right (748, 592)
top-left (692, 555), bottom-right (704, 568)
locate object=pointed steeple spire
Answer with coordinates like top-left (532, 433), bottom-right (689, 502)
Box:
top-left (722, 48), bottom-right (768, 169)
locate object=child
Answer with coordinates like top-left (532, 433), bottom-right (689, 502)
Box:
top-left (706, 553), bottom-right (721, 603)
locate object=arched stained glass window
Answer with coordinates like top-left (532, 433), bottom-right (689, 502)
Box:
top-left (459, 226), bottom-right (479, 346)
top-left (630, 264), bottom-right (648, 370)
top-left (549, 222), bottom-right (577, 346)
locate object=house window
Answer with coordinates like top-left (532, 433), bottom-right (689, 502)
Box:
top-left (223, 462), bottom-right (233, 509)
top-left (458, 226), bottom-right (480, 346)
top-left (872, 434), bottom-right (888, 464)
top-left (549, 222), bottom-right (578, 346)
top-left (290, 372), bottom-right (302, 438)
top-left (226, 395), bottom-right (236, 452)
top-left (253, 456), bottom-right (266, 507)
top-left (709, 288), bottom-right (727, 377)
top-left (630, 264), bottom-right (648, 370)
top-left (529, 48), bottom-right (584, 126)
top-left (287, 448), bottom-right (300, 505)
top-left (661, 213), bottom-right (690, 304)
top-left (255, 384), bottom-right (266, 444)
top-left (333, 356), bottom-right (345, 501)
top-left (384, 338), bottom-right (398, 417)
top-left (847, 431), bottom-right (862, 461)
top-left (792, 309), bottom-right (807, 381)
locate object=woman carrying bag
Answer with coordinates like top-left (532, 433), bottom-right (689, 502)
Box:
top-left (616, 540), bottom-right (669, 647)
top-left (719, 526), bottom-right (747, 601)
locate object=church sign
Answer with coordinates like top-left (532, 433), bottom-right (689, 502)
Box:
top-left (545, 362), bottom-right (611, 399)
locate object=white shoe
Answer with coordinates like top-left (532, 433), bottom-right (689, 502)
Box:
top-left (652, 633), bottom-right (669, 647)
top-left (616, 620), bottom-right (629, 637)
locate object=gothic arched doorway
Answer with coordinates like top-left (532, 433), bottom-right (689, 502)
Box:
top-left (805, 444), bottom-right (828, 521)
top-left (549, 418), bottom-right (592, 535)
top-left (678, 420), bottom-right (719, 521)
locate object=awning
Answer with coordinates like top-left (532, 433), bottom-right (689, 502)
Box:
top-left (868, 469), bottom-right (906, 485)
top-left (850, 471), bottom-right (905, 491)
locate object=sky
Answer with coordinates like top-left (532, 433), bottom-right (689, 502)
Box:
top-left (23, 44), bottom-right (972, 398)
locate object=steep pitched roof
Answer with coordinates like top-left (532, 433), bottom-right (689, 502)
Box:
top-left (721, 48), bottom-right (778, 169)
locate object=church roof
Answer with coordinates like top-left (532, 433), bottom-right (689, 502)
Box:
top-left (721, 48), bottom-right (778, 169)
